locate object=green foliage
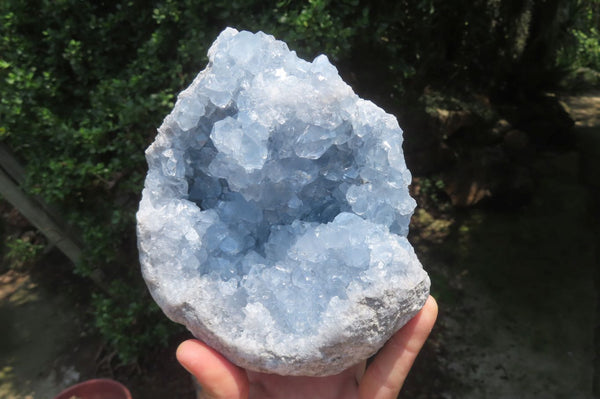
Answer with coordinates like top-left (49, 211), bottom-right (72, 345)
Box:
top-left (92, 280), bottom-right (182, 363)
top-left (270, 0), bottom-right (366, 60)
top-left (4, 236), bottom-right (44, 269)
top-left (573, 28), bottom-right (600, 69)
top-left (417, 176), bottom-right (450, 211)
top-left (0, 0), bottom-right (203, 362)
top-left (563, 27), bottom-right (600, 71)
top-left (558, 0), bottom-right (600, 72)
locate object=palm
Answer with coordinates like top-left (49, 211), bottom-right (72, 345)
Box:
top-left (177, 296), bottom-right (437, 399)
top-left (246, 364), bottom-right (364, 399)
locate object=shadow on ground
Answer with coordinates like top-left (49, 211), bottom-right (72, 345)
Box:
top-left (0, 253), bottom-right (96, 399)
top-left (403, 92), bottom-right (599, 399)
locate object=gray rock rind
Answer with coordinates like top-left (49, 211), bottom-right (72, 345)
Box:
top-left (190, 278), bottom-right (430, 376)
top-left (137, 27), bottom-right (430, 376)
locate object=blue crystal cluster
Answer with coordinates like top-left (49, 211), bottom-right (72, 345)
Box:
top-left (137, 28), bottom-right (430, 376)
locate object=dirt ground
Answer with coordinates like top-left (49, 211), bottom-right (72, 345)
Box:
top-left (403, 91), bottom-right (599, 399)
top-left (560, 90), bottom-right (600, 128)
top-left (0, 266), bottom-right (94, 398)
top-left (0, 252), bottom-right (195, 399)
top-left (0, 91), bottom-right (598, 398)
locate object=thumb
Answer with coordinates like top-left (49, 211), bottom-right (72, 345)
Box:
top-left (176, 339), bottom-right (249, 399)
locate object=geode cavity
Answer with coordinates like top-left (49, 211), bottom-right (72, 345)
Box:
top-left (137, 28), bottom-right (430, 376)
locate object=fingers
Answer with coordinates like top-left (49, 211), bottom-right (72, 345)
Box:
top-left (175, 297), bottom-right (437, 399)
top-left (176, 339), bottom-right (249, 399)
top-left (358, 296), bottom-right (438, 399)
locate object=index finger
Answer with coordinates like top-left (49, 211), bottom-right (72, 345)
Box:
top-left (358, 296), bottom-right (438, 399)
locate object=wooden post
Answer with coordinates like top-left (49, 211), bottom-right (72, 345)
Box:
top-left (0, 168), bottom-right (82, 263)
top-left (0, 145), bottom-right (26, 183)
top-left (0, 145), bottom-right (83, 264)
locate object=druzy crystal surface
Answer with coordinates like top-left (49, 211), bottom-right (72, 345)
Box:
top-left (137, 28), bottom-right (430, 376)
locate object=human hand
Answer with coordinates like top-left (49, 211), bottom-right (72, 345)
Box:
top-left (177, 295), bottom-right (438, 399)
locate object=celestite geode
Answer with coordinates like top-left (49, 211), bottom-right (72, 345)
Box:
top-left (136, 28), bottom-right (430, 376)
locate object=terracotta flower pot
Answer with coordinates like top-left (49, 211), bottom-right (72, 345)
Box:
top-left (53, 378), bottom-right (132, 399)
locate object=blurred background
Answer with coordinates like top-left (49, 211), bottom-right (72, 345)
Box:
top-left (0, 0), bottom-right (598, 398)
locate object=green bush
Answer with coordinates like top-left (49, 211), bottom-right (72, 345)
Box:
top-left (557, 0), bottom-right (600, 72)
top-left (569, 28), bottom-right (600, 70)
top-left (4, 236), bottom-right (45, 269)
top-left (92, 280), bottom-right (181, 364)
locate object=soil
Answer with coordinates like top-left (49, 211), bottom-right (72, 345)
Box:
top-left (0, 90), bottom-right (598, 399)
top-left (0, 251), bottom-right (195, 399)
top-left (401, 90), bottom-right (600, 399)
